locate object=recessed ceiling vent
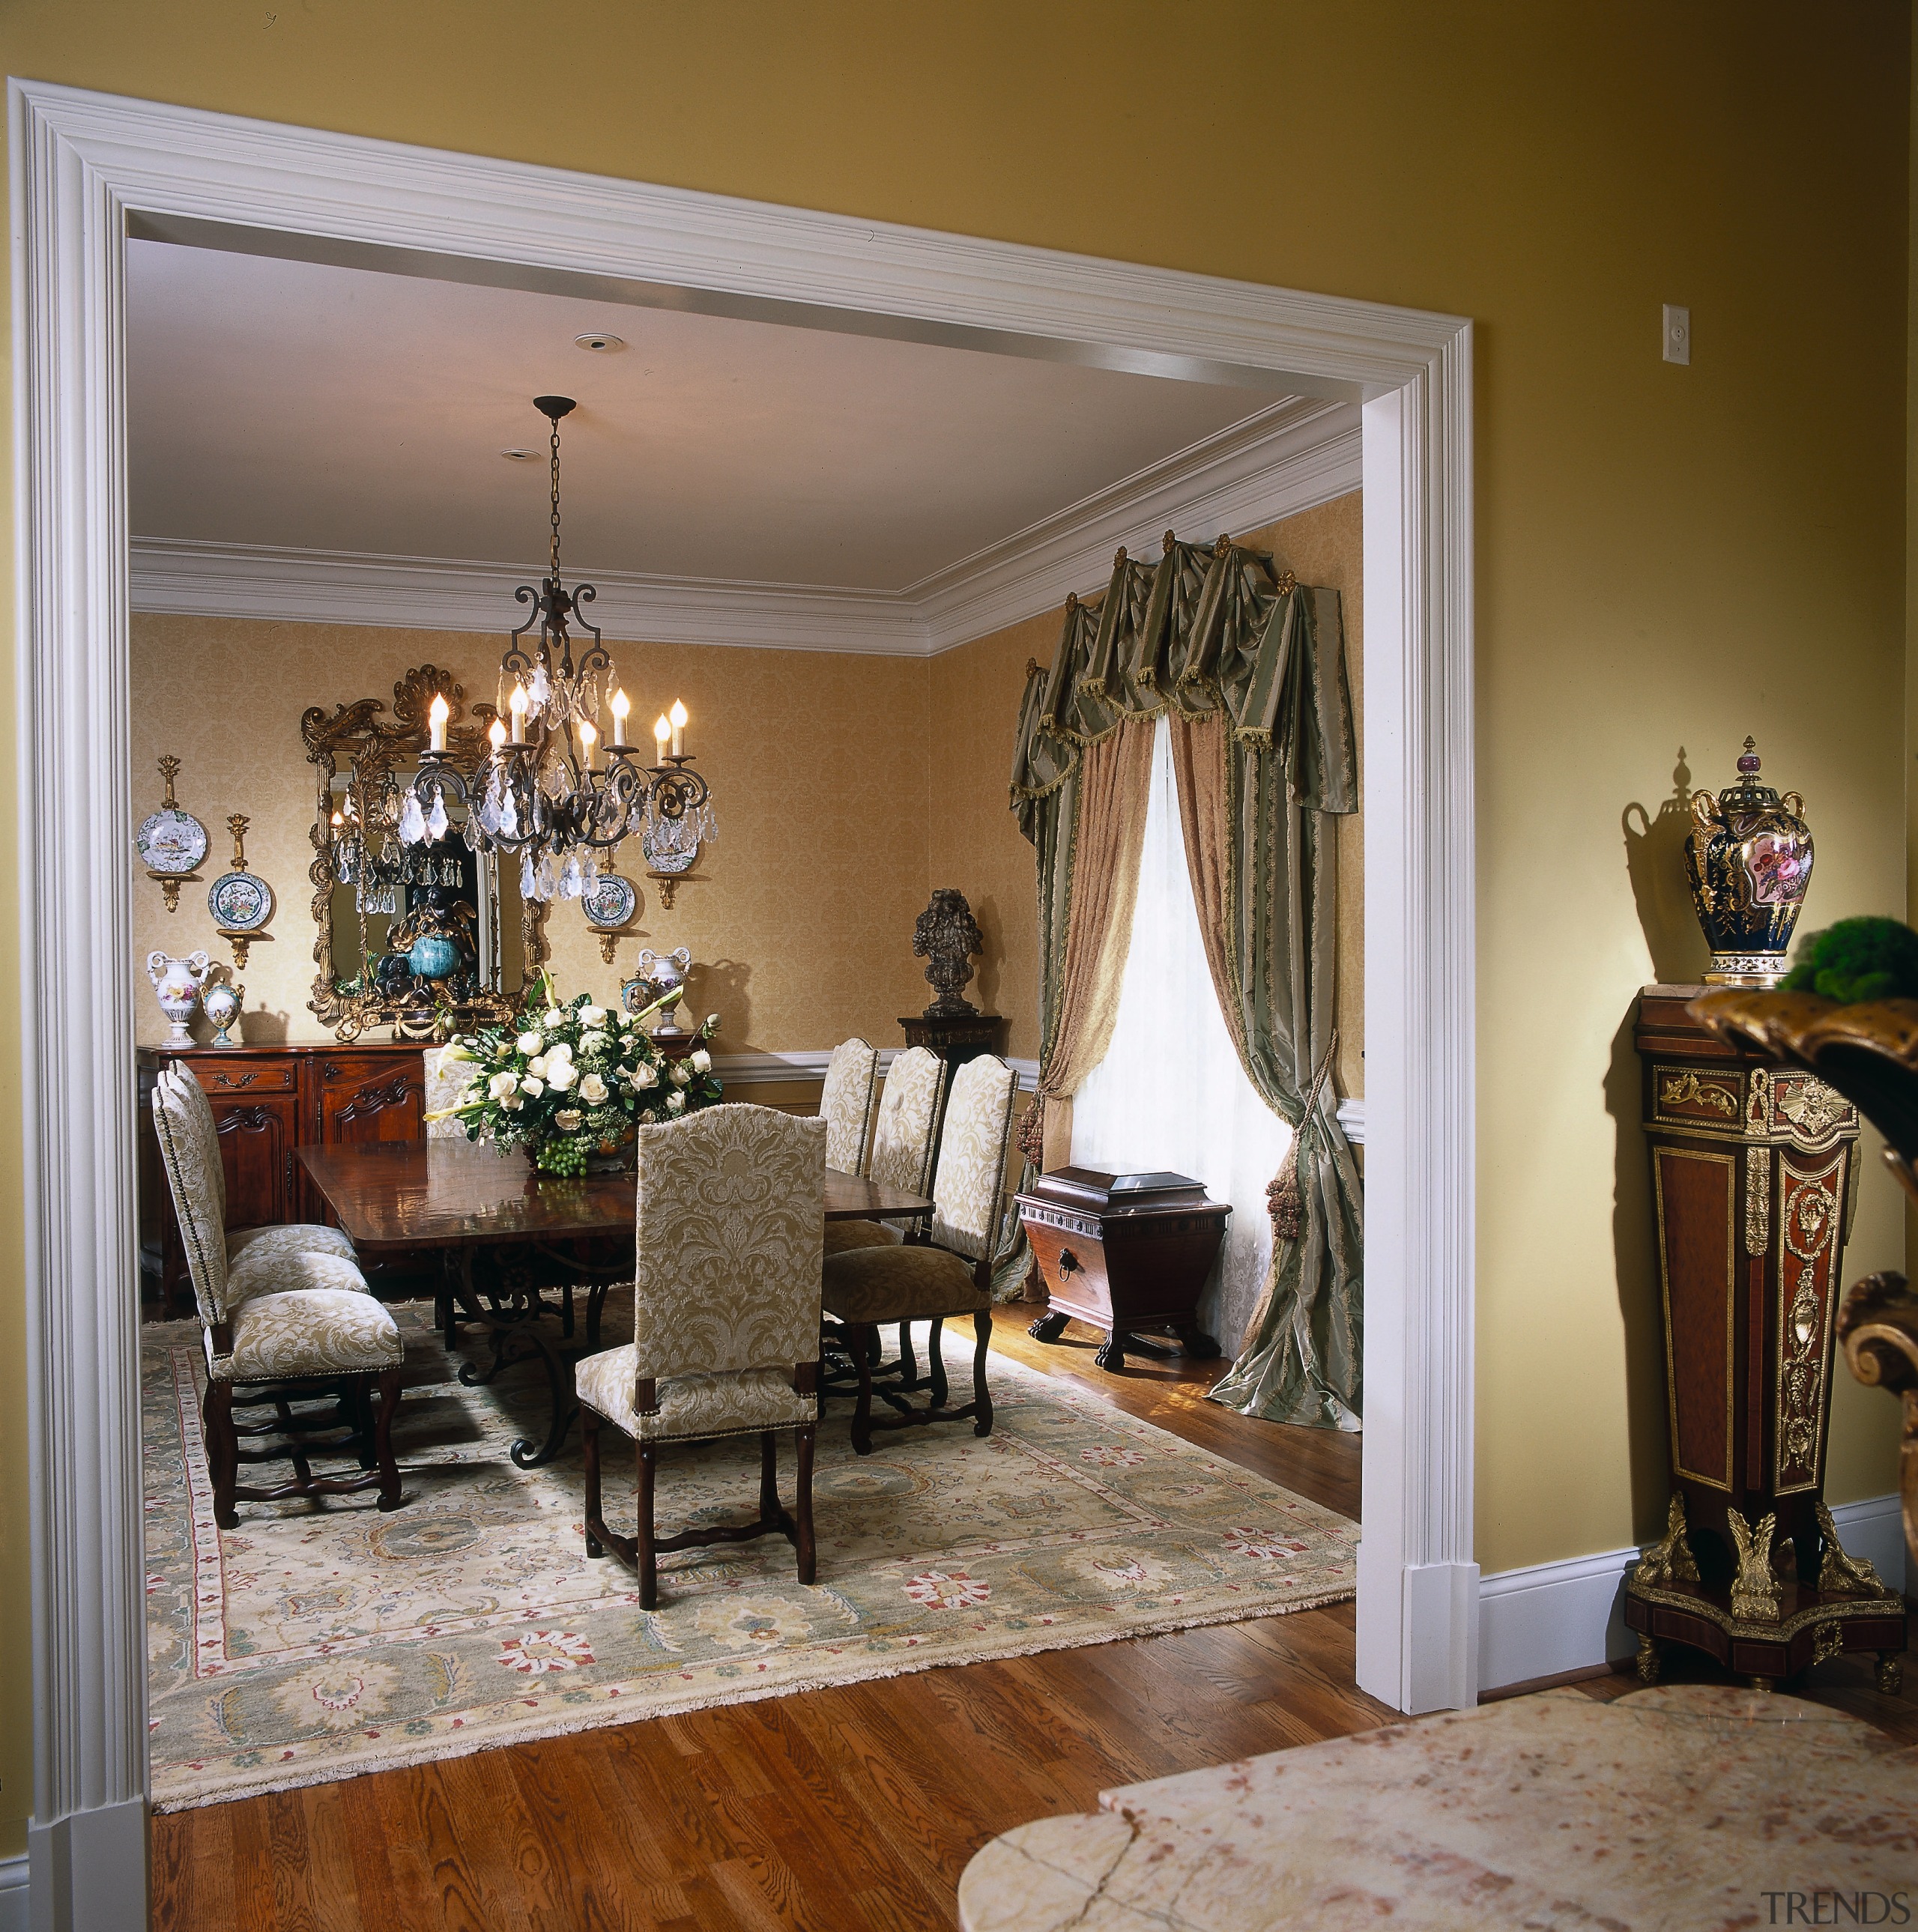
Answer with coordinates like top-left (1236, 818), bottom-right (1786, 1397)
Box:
top-left (574, 332), bottom-right (626, 353)
top-left (500, 447), bottom-right (536, 461)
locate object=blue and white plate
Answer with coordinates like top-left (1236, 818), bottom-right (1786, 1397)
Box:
top-left (136, 808), bottom-right (208, 876)
top-left (582, 873), bottom-right (638, 930)
top-left (208, 869), bottom-right (273, 932)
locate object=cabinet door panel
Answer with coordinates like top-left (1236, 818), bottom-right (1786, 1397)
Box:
top-left (216, 1098), bottom-right (298, 1231)
top-left (319, 1053), bottom-right (426, 1145)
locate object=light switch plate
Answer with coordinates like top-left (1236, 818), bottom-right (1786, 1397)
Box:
top-left (1663, 303), bottom-right (1691, 365)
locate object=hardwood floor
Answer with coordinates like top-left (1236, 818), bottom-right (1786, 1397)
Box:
top-left (151, 1316), bottom-right (1382, 1931)
top-left (148, 1315), bottom-right (1918, 1930)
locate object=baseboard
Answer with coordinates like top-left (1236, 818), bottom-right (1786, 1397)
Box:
top-left (1476, 1494), bottom-right (1905, 1696)
top-left (0, 1855), bottom-right (27, 1932)
top-left (28, 1799), bottom-right (148, 1932)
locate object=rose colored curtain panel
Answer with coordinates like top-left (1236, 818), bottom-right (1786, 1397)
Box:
top-left (1009, 536), bottom-right (1363, 1428)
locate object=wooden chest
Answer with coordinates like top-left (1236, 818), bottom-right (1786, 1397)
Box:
top-left (1016, 1167), bottom-right (1230, 1372)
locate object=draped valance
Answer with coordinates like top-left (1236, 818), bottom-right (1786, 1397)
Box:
top-left (1009, 531), bottom-right (1364, 1430)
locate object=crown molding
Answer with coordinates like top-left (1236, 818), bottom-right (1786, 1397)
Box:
top-left (127, 399), bottom-right (1360, 657)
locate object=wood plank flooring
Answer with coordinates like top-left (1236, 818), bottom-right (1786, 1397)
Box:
top-left (148, 1315), bottom-right (1918, 1929)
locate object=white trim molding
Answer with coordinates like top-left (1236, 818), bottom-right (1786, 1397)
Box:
top-left (1476, 1495), bottom-right (1908, 1695)
top-left (0, 1854), bottom-right (28, 1932)
top-left (13, 80), bottom-right (1471, 1927)
top-left (717, 1049), bottom-right (1038, 1092)
top-left (127, 401), bottom-right (1360, 656)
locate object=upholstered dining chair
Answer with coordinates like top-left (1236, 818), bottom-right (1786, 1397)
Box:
top-left (575, 1103), bottom-right (828, 1609)
top-left (822, 1044), bottom-right (945, 1259)
top-left (152, 1064), bottom-right (405, 1527)
top-left (821, 1053), bottom-right (1017, 1455)
top-left (818, 1036), bottom-right (880, 1175)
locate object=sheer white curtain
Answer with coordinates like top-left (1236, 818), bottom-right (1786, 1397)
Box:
top-left (1071, 715), bottom-right (1292, 1351)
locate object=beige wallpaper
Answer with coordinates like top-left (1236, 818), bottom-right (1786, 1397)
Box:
top-left (130, 617), bottom-right (933, 1053)
top-left (928, 490), bottom-right (1365, 1100)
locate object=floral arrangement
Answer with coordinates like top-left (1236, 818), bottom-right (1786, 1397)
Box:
top-left (432, 970), bottom-right (723, 1175)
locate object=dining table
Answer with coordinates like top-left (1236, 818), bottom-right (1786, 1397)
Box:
top-left (297, 1137), bottom-right (936, 1468)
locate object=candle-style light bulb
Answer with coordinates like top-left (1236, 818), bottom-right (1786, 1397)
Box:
top-left (653, 714), bottom-right (672, 763)
top-left (428, 691), bottom-right (450, 754)
top-left (330, 809), bottom-right (345, 829)
top-left (578, 717), bottom-right (599, 769)
top-left (488, 717), bottom-right (507, 750)
top-left (610, 688), bottom-right (632, 743)
top-left (670, 699), bottom-right (688, 757)
top-left (509, 683), bottom-right (529, 744)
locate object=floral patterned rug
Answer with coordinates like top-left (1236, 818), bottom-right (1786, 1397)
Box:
top-left (144, 1301), bottom-right (1357, 1809)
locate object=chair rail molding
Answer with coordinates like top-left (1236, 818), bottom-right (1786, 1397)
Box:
top-left (12, 79), bottom-right (1472, 1928)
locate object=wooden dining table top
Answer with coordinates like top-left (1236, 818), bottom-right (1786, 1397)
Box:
top-left (297, 1138), bottom-right (935, 1253)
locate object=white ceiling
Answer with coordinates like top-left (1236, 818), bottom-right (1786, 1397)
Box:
top-left (127, 240), bottom-right (1284, 593)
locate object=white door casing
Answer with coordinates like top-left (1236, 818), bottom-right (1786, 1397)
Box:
top-left (11, 79), bottom-right (1474, 1931)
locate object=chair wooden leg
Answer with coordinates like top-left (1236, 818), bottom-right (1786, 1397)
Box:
top-left (353, 1382), bottom-right (378, 1470)
top-left (205, 1378), bottom-right (239, 1529)
top-left (636, 1439), bottom-right (659, 1610)
top-left (561, 1282), bottom-right (575, 1340)
top-left (582, 1411), bottom-right (605, 1558)
top-left (372, 1367), bottom-right (405, 1511)
top-left (794, 1421), bottom-right (817, 1585)
top-left (972, 1309), bottom-right (994, 1438)
top-left (928, 1318), bottom-right (949, 1408)
top-left (759, 1431), bottom-right (779, 1523)
top-left (850, 1324), bottom-right (876, 1456)
top-left (898, 1321), bottom-right (919, 1390)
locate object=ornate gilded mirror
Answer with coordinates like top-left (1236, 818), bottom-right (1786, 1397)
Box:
top-left (303, 666), bottom-right (545, 1041)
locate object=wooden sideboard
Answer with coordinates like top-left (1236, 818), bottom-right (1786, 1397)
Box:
top-left (137, 1042), bottom-right (427, 1316)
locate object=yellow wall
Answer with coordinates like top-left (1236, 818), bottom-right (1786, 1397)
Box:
top-left (2, 0), bottom-right (1912, 1847)
top-left (929, 492), bottom-right (1365, 1099)
top-left (130, 616), bottom-right (932, 1053)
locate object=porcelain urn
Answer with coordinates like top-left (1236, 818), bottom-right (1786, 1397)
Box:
top-left (1684, 738), bottom-right (1814, 986)
top-left (147, 949), bottom-right (211, 1048)
top-left (201, 977), bottom-right (244, 1049)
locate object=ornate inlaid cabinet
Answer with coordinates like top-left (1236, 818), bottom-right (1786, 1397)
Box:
top-left (1629, 986), bottom-right (1905, 1689)
top-left (136, 1041), bottom-right (427, 1315)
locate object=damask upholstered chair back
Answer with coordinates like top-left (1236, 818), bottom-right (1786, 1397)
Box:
top-left (868, 1046), bottom-right (946, 1203)
top-left (424, 1044), bottom-right (477, 1138)
top-left (928, 1055), bottom-right (1018, 1262)
top-left (632, 1103), bottom-right (828, 1385)
top-left (151, 1064), bottom-right (233, 1326)
top-left (818, 1038), bottom-right (880, 1174)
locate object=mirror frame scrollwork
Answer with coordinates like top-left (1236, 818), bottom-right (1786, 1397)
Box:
top-left (302, 664), bottom-right (548, 1041)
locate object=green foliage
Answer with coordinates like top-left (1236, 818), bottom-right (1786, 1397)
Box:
top-left (1779, 916), bottom-right (1918, 1003)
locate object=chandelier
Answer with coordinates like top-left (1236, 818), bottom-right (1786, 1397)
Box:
top-left (333, 767), bottom-right (465, 916)
top-left (403, 395), bottom-right (715, 902)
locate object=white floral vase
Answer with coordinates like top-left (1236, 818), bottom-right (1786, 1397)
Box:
top-left (147, 950), bottom-right (210, 1048)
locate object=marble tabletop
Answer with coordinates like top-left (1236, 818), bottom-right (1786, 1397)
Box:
top-left (958, 1683), bottom-right (1918, 1931)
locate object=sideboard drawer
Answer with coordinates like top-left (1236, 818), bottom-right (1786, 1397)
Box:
top-left (189, 1058), bottom-right (299, 1096)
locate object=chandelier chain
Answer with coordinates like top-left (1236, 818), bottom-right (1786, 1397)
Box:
top-left (548, 412), bottom-right (563, 583)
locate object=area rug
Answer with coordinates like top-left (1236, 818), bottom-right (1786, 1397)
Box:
top-left (143, 1301), bottom-right (1357, 1809)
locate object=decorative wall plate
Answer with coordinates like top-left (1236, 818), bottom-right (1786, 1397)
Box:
top-left (582, 873), bottom-right (638, 930)
top-left (136, 807), bottom-right (208, 876)
top-left (640, 830), bottom-right (698, 876)
top-left (208, 870), bottom-right (273, 932)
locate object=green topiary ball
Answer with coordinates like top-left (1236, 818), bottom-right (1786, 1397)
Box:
top-left (1779, 915), bottom-right (1918, 1003)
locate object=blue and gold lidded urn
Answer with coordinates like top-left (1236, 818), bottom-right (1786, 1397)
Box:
top-left (1684, 736), bottom-right (1814, 986)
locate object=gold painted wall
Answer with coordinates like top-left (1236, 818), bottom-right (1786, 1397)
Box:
top-left (1, 0), bottom-right (1912, 1844)
top-left (130, 616), bottom-right (933, 1053)
top-left (928, 493), bottom-right (1365, 1102)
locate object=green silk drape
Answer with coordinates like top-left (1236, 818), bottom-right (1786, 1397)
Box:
top-left (1009, 536), bottom-right (1364, 1428)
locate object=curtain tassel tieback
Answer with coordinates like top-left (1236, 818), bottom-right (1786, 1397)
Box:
top-left (1017, 1093), bottom-right (1047, 1167)
top-left (1266, 1030), bottom-right (1339, 1241)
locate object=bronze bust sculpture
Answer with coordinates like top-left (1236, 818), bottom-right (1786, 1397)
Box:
top-left (914, 888), bottom-right (983, 1018)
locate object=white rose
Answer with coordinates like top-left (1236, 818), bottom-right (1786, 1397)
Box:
top-left (578, 1073), bottom-right (608, 1104)
top-left (544, 1008), bottom-right (564, 1028)
top-left (671, 1061), bottom-right (693, 1087)
top-left (666, 1090), bottom-right (686, 1112)
top-left (520, 1075), bottom-right (545, 1098)
top-left (554, 1108), bottom-right (582, 1131)
top-left (579, 1005), bottom-right (606, 1028)
top-left (632, 1064), bottom-right (659, 1090)
top-left (690, 1048), bottom-right (711, 1073)
top-left (487, 1071), bottom-right (519, 1100)
top-left (517, 1031), bottom-right (543, 1056)
top-left (705, 1014), bottom-right (721, 1031)
top-left (545, 1061), bottom-right (578, 1091)
top-left (525, 1054), bottom-right (548, 1079)
top-left (545, 1040), bottom-right (574, 1065)
top-left (503, 1093), bottom-right (524, 1112)
top-left (580, 1032), bottom-right (609, 1059)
